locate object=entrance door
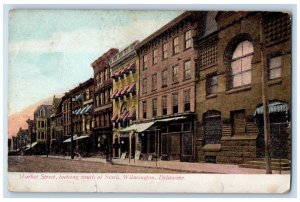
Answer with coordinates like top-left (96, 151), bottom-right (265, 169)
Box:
top-left (232, 110), bottom-right (246, 134)
top-left (170, 134), bottom-right (180, 160)
top-left (161, 133), bottom-right (169, 160)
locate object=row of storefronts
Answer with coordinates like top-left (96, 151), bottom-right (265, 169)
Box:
top-left (20, 11), bottom-right (291, 166)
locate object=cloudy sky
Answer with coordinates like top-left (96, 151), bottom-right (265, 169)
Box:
top-left (8, 10), bottom-right (183, 115)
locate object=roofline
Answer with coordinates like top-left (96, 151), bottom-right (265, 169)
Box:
top-left (136, 11), bottom-right (192, 50)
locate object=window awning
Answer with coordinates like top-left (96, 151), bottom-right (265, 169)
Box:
top-left (111, 89), bottom-right (119, 99)
top-left (120, 116), bottom-right (187, 133)
top-left (125, 108), bottom-right (136, 121)
top-left (83, 104), bottom-right (93, 114)
top-left (74, 135), bottom-right (89, 141)
top-left (120, 85), bottom-right (130, 96)
top-left (63, 135), bottom-right (78, 143)
top-left (111, 112), bottom-right (118, 121)
top-left (126, 83), bottom-right (136, 94)
top-left (254, 101), bottom-right (289, 116)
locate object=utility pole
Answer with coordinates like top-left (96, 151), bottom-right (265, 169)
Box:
top-left (70, 97), bottom-right (74, 159)
top-left (260, 15), bottom-right (272, 174)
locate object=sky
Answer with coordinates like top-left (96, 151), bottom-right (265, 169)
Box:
top-left (8, 10), bottom-right (183, 116)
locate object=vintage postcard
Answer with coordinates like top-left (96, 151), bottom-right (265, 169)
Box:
top-left (7, 9), bottom-right (292, 193)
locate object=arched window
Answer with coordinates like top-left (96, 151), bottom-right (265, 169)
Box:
top-left (230, 40), bottom-right (254, 88)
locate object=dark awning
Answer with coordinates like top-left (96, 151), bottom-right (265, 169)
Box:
top-left (254, 101), bottom-right (289, 116)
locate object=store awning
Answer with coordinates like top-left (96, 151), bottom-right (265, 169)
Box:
top-left (254, 101), bottom-right (289, 116)
top-left (63, 135), bottom-right (78, 143)
top-left (120, 121), bottom-right (156, 133)
top-left (74, 135), bottom-right (89, 141)
top-left (120, 116), bottom-right (187, 133)
top-left (24, 142), bottom-right (38, 151)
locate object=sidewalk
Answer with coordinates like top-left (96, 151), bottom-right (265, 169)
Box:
top-left (40, 155), bottom-right (107, 164)
top-left (111, 158), bottom-right (290, 174)
top-left (40, 155), bottom-right (290, 174)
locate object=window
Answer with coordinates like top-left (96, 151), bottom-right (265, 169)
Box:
top-left (184, 60), bottom-right (191, 80)
top-left (172, 93), bottom-right (178, 114)
top-left (162, 69), bottom-right (168, 87)
top-left (105, 69), bottom-right (109, 81)
top-left (143, 55), bottom-right (148, 70)
top-left (152, 98), bottom-right (157, 117)
top-left (142, 78), bottom-right (147, 94)
top-left (153, 49), bottom-right (158, 64)
top-left (184, 89), bottom-right (191, 112)
top-left (143, 101), bottom-right (147, 119)
top-left (269, 56), bottom-right (282, 80)
top-left (230, 40), bottom-right (253, 88)
top-left (206, 73), bottom-right (218, 95)
top-left (163, 43), bottom-right (168, 59)
top-left (152, 74), bottom-right (157, 91)
top-left (100, 72), bottom-right (103, 84)
top-left (184, 30), bottom-right (192, 49)
top-left (86, 89), bottom-right (90, 100)
top-left (162, 96), bottom-right (167, 116)
top-left (173, 37), bottom-right (179, 54)
top-left (173, 65), bottom-right (179, 83)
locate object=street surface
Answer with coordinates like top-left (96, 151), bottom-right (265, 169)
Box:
top-left (8, 156), bottom-right (186, 173)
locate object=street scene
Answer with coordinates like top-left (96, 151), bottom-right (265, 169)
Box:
top-left (8, 10), bottom-right (291, 175)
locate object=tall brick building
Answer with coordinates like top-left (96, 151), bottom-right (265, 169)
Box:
top-left (122, 11), bottom-right (214, 162)
top-left (194, 11), bottom-right (291, 164)
top-left (91, 48), bottom-right (119, 157)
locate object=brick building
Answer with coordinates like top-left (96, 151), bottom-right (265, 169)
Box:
top-left (194, 11), bottom-right (291, 164)
top-left (123, 11), bottom-right (212, 162)
top-left (25, 118), bottom-right (37, 154)
top-left (91, 48), bottom-right (118, 157)
top-left (110, 41), bottom-right (139, 158)
top-left (61, 78), bottom-right (94, 156)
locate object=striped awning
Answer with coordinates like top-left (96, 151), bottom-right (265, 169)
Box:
top-left (254, 101), bottom-right (289, 116)
top-left (63, 135), bottom-right (78, 143)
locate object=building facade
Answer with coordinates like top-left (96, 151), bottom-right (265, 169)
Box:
top-left (91, 48), bottom-right (119, 158)
top-left (34, 105), bottom-right (52, 154)
top-left (132, 11), bottom-right (210, 162)
top-left (110, 41), bottom-right (139, 158)
top-left (194, 11), bottom-right (291, 164)
top-left (50, 95), bottom-right (63, 154)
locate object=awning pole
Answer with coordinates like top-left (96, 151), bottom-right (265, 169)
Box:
top-left (260, 16), bottom-right (272, 174)
top-left (129, 132), bottom-right (132, 164)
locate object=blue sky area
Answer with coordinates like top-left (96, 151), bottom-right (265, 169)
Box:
top-left (8, 10), bottom-right (183, 115)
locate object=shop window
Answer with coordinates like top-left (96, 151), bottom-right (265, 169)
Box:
top-left (206, 73), bottom-right (218, 95)
top-left (229, 40), bottom-right (253, 88)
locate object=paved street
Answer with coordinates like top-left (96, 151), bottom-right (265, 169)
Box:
top-left (8, 156), bottom-right (187, 173)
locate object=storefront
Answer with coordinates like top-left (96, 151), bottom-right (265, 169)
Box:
top-left (120, 115), bottom-right (195, 162)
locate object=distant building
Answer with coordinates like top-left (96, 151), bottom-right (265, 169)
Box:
top-left (50, 95), bottom-right (63, 154)
top-left (34, 105), bottom-right (52, 154)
